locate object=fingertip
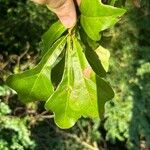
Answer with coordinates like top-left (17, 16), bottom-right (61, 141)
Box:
top-left (76, 0), bottom-right (81, 6)
top-left (59, 15), bottom-right (76, 28)
top-left (55, 0), bottom-right (77, 28)
top-left (31, 0), bottom-right (47, 4)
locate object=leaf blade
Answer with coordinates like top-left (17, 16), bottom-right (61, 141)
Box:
top-left (80, 0), bottom-right (126, 41)
top-left (41, 21), bottom-right (67, 55)
top-left (45, 37), bottom-right (100, 128)
top-left (6, 36), bottom-right (67, 103)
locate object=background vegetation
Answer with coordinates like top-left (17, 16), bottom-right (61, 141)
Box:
top-left (0, 0), bottom-right (150, 149)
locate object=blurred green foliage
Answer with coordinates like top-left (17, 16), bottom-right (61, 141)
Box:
top-left (102, 0), bottom-right (150, 149)
top-left (0, 0), bottom-right (55, 53)
top-left (0, 0), bottom-right (150, 150)
top-left (0, 101), bottom-right (36, 150)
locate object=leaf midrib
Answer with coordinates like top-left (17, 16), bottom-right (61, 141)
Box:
top-left (74, 38), bottom-right (95, 112)
top-left (28, 37), bottom-right (67, 99)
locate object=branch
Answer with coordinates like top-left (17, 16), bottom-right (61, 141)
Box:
top-left (56, 129), bottom-right (99, 150)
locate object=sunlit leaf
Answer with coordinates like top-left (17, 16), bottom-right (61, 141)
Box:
top-left (95, 46), bottom-right (110, 72)
top-left (80, 0), bottom-right (126, 41)
top-left (79, 28), bottom-right (108, 77)
top-left (41, 21), bottom-right (67, 55)
top-left (85, 50), bottom-right (103, 78)
top-left (45, 36), bottom-right (114, 129)
top-left (45, 36), bottom-right (98, 128)
top-left (6, 36), bottom-right (67, 103)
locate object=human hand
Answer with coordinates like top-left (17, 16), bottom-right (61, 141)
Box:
top-left (31, 0), bottom-right (81, 28)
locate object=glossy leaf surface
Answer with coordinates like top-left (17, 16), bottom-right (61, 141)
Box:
top-left (41, 21), bottom-right (67, 55)
top-left (95, 46), bottom-right (110, 72)
top-left (6, 37), bottom-right (67, 103)
top-left (45, 37), bottom-right (114, 129)
top-left (45, 37), bottom-right (97, 128)
top-left (80, 0), bottom-right (126, 41)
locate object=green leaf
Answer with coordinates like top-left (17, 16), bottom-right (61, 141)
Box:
top-left (41, 21), bottom-right (67, 55)
top-left (45, 36), bottom-right (99, 129)
top-left (79, 28), bottom-right (109, 77)
top-left (6, 36), bottom-right (67, 103)
top-left (85, 49), bottom-right (106, 77)
top-left (85, 45), bottom-right (110, 77)
top-left (95, 46), bottom-right (110, 72)
top-left (80, 0), bottom-right (126, 41)
top-left (96, 76), bottom-right (114, 118)
top-left (51, 55), bottom-right (65, 88)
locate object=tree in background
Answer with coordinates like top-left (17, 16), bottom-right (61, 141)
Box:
top-left (0, 0), bottom-right (150, 149)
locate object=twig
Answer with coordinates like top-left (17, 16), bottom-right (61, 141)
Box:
top-left (38, 115), bottom-right (54, 119)
top-left (28, 110), bottom-right (54, 126)
top-left (17, 42), bottom-right (30, 69)
top-left (77, 121), bottom-right (87, 139)
top-left (0, 61), bottom-right (9, 70)
top-left (56, 129), bottom-right (99, 150)
top-left (47, 122), bottom-right (99, 150)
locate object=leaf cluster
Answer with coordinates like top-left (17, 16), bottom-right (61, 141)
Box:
top-left (6, 0), bottom-right (126, 129)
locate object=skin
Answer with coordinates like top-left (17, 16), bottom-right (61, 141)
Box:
top-left (31, 0), bottom-right (81, 28)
